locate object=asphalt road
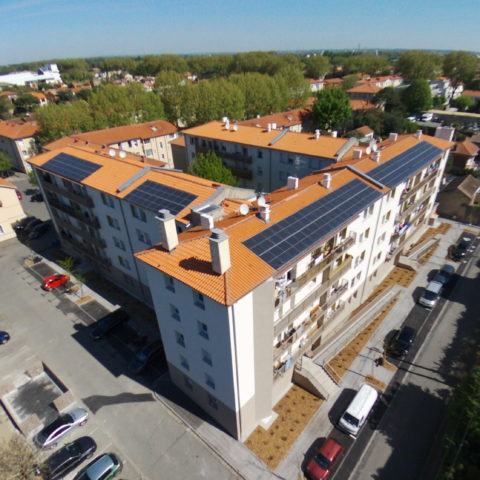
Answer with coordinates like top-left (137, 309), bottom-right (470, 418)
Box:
top-left (332, 232), bottom-right (480, 480)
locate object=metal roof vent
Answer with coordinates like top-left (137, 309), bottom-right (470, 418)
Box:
top-left (389, 132), bottom-right (398, 142)
top-left (353, 148), bottom-right (363, 159)
top-left (287, 176), bottom-right (299, 190)
top-left (315, 129), bottom-right (321, 139)
top-left (321, 173), bottom-right (332, 189)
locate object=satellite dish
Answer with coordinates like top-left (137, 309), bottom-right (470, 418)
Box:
top-left (239, 204), bottom-right (249, 215)
top-left (257, 196), bottom-right (266, 207)
top-left (108, 148), bottom-right (116, 157)
top-left (119, 151), bottom-right (126, 159)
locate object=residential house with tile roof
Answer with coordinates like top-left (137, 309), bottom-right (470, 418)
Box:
top-left (346, 82), bottom-right (382, 101)
top-left (0, 178), bottom-right (25, 241)
top-left (450, 139), bottom-right (479, 173)
top-left (238, 108), bottom-right (309, 133)
top-left (134, 130), bottom-right (452, 440)
top-left (0, 120), bottom-right (40, 172)
top-left (43, 120), bottom-right (179, 168)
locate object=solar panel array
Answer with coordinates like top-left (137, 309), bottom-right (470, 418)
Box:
top-left (124, 180), bottom-right (197, 215)
top-left (42, 153), bottom-right (101, 183)
top-left (368, 141), bottom-right (442, 188)
top-left (244, 179), bottom-right (382, 270)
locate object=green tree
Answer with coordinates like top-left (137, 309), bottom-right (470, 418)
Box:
top-left (13, 94), bottom-right (40, 114)
top-left (188, 151), bottom-right (238, 186)
top-left (274, 66), bottom-right (310, 108)
top-left (443, 51), bottom-right (478, 95)
top-left (27, 169), bottom-right (37, 186)
top-left (0, 152), bottom-right (14, 175)
top-left (396, 50), bottom-right (441, 81)
top-left (373, 87), bottom-right (404, 112)
top-left (401, 79), bottom-right (433, 113)
top-left (0, 97), bottom-right (11, 119)
top-left (342, 54), bottom-right (390, 75)
top-left (188, 54), bottom-right (234, 78)
top-left (312, 87), bottom-right (352, 131)
top-left (341, 74), bottom-right (360, 91)
top-left (454, 95), bottom-right (474, 112)
top-left (305, 55), bottom-right (330, 78)
top-left (155, 71), bottom-right (186, 124)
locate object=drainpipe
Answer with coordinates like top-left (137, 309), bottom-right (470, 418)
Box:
top-left (230, 305), bottom-right (243, 440)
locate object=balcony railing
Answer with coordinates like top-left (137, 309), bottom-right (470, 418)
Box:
top-left (229, 167), bottom-right (253, 180)
top-left (48, 197), bottom-right (100, 229)
top-left (400, 165), bottom-right (439, 200)
top-left (54, 214), bottom-right (106, 249)
top-left (60, 232), bottom-right (110, 266)
top-left (273, 255), bottom-right (352, 336)
top-left (42, 179), bottom-right (94, 208)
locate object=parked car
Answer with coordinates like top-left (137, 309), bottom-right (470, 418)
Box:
top-left (305, 437), bottom-right (344, 480)
top-left (388, 326), bottom-right (416, 357)
top-left (74, 453), bottom-right (122, 480)
top-left (42, 274), bottom-right (70, 291)
top-left (31, 191), bottom-right (43, 202)
top-left (90, 309), bottom-right (129, 340)
top-left (0, 331), bottom-right (10, 344)
top-left (418, 280), bottom-right (443, 309)
top-left (38, 437), bottom-right (97, 480)
top-left (18, 217), bottom-right (41, 234)
top-left (34, 408), bottom-right (88, 448)
top-left (16, 189), bottom-right (23, 200)
top-left (128, 340), bottom-right (163, 374)
top-left (28, 220), bottom-right (51, 240)
top-left (434, 264), bottom-right (455, 285)
top-left (13, 216), bottom-right (36, 232)
top-left (453, 237), bottom-right (471, 260)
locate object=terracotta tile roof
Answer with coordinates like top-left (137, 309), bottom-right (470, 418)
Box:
top-left (0, 178), bottom-right (16, 188)
top-left (0, 120), bottom-right (39, 139)
top-left (463, 89), bottom-right (480, 98)
top-left (238, 108), bottom-right (310, 129)
top-left (51, 120), bottom-right (178, 147)
top-left (350, 99), bottom-right (376, 110)
top-left (323, 78), bottom-right (343, 86)
top-left (136, 131), bottom-right (452, 305)
top-left (183, 121), bottom-right (348, 159)
top-left (455, 139), bottom-right (479, 156)
top-left (27, 91), bottom-right (46, 100)
top-left (308, 78), bottom-right (323, 84)
top-left (347, 82), bottom-right (382, 94)
top-left (355, 126), bottom-right (374, 135)
top-left (170, 136), bottom-right (186, 147)
top-left (0, 90), bottom-right (16, 97)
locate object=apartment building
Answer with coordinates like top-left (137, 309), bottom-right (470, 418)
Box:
top-left (183, 120), bottom-right (354, 192)
top-left (0, 178), bottom-right (25, 241)
top-left (28, 144), bottom-right (255, 304)
top-left (135, 131), bottom-right (452, 441)
top-left (43, 120), bottom-right (179, 168)
top-left (0, 120), bottom-right (40, 172)
top-left (239, 109), bottom-right (309, 133)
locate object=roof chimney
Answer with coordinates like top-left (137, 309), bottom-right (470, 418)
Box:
top-left (373, 151), bottom-right (381, 163)
top-left (331, 130), bottom-right (338, 138)
top-left (259, 205), bottom-right (271, 223)
top-left (287, 176), bottom-right (299, 190)
top-left (315, 129), bottom-right (321, 139)
top-left (271, 122), bottom-right (277, 130)
top-left (233, 123), bottom-right (238, 132)
top-left (209, 228), bottom-right (231, 274)
top-left (156, 209), bottom-right (178, 252)
top-left (267, 123), bottom-right (272, 132)
top-left (321, 173), bottom-right (332, 189)
top-left (415, 129), bottom-right (423, 139)
top-left (353, 148), bottom-right (363, 159)
top-left (200, 213), bottom-right (214, 230)
top-left (225, 119), bottom-right (230, 130)
top-left (389, 132), bottom-right (398, 142)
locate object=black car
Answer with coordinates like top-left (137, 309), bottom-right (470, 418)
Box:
top-left (22, 218), bottom-right (43, 235)
top-left (388, 326), bottom-right (416, 357)
top-left (128, 340), bottom-right (164, 374)
top-left (30, 192), bottom-right (44, 202)
top-left (13, 216), bottom-right (37, 232)
top-left (453, 237), bottom-right (471, 260)
top-left (39, 437), bottom-right (97, 480)
top-left (90, 309), bottom-right (129, 340)
top-left (28, 220), bottom-right (51, 240)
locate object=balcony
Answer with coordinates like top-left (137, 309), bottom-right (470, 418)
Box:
top-left (42, 179), bottom-right (94, 208)
top-left (273, 255), bottom-right (352, 336)
top-left (400, 164), bottom-right (439, 201)
top-left (220, 151), bottom-right (253, 164)
top-left (54, 214), bottom-right (106, 249)
top-left (229, 167), bottom-right (253, 180)
top-left (60, 232), bottom-right (110, 266)
top-left (48, 197), bottom-right (100, 229)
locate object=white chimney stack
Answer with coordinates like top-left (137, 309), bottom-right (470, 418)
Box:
top-left (200, 213), bottom-right (214, 230)
top-left (271, 122), bottom-right (277, 130)
top-left (267, 123), bottom-right (272, 132)
top-left (322, 173), bottom-right (332, 189)
top-left (156, 209), bottom-right (178, 252)
top-left (373, 151), bottom-right (381, 163)
top-left (209, 229), bottom-right (231, 275)
top-left (415, 129), bottom-right (423, 139)
top-left (315, 129), bottom-right (321, 139)
top-left (331, 130), bottom-right (338, 138)
top-left (353, 148), bottom-right (363, 159)
top-left (287, 176), bottom-right (299, 190)
top-left (389, 132), bottom-right (398, 142)
top-left (225, 119), bottom-right (230, 130)
top-left (233, 123), bottom-right (238, 132)
top-left (259, 205), bottom-right (271, 223)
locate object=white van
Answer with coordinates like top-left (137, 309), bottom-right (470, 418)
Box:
top-left (338, 384), bottom-right (378, 437)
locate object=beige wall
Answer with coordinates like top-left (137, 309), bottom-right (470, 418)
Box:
top-left (0, 186), bottom-right (25, 241)
top-left (0, 136), bottom-right (37, 172)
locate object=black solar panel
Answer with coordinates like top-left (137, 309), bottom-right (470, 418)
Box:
top-left (244, 179), bottom-right (381, 270)
top-left (42, 153), bottom-right (101, 183)
top-left (369, 142), bottom-right (442, 188)
top-left (124, 180), bottom-right (197, 215)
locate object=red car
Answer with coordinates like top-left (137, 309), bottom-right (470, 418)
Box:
top-left (306, 437), bottom-right (344, 480)
top-left (42, 274), bottom-right (69, 291)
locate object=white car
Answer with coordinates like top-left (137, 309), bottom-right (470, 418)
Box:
top-left (35, 407), bottom-right (88, 448)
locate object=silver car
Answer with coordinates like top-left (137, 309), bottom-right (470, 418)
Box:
top-left (35, 407), bottom-right (88, 448)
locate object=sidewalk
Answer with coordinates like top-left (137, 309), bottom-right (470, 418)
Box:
top-left (276, 220), bottom-right (475, 480)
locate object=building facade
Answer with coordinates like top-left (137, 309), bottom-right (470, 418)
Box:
top-left (0, 178), bottom-right (25, 241)
top-left (0, 120), bottom-right (39, 172)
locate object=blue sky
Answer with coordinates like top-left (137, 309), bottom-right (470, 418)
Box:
top-left (0, 0), bottom-right (478, 65)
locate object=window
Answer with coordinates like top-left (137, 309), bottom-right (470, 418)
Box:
top-left (145, 149), bottom-right (153, 157)
top-left (365, 228), bottom-right (370, 239)
top-left (193, 290), bottom-right (205, 310)
top-left (184, 375), bottom-right (193, 390)
top-left (123, 273), bottom-right (135, 286)
top-left (350, 278), bottom-right (355, 288)
top-left (137, 229), bottom-right (151, 245)
top-left (113, 236), bottom-right (125, 250)
top-left (118, 256), bottom-right (130, 270)
top-left (257, 149), bottom-right (263, 159)
top-left (101, 192), bottom-right (115, 208)
top-left (368, 205), bottom-right (374, 215)
top-left (257, 166), bottom-right (263, 175)
top-left (160, 141), bottom-right (163, 148)
top-left (130, 204), bottom-right (146, 222)
top-left (202, 349), bottom-right (212, 366)
top-left (170, 304), bottom-right (180, 321)
top-left (107, 215), bottom-right (120, 230)
top-left (198, 321), bottom-right (209, 340)
top-left (165, 275), bottom-right (175, 292)
top-left (180, 355), bottom-right (189, 370)
top-left (205, 373), bottom-right (215, 390)
top-left (279, 171), bottom-right (287, 181)
top-left (175, 331), bottom-right (185, 347)
top-left (208, 394), bottom-right (218, 410)
top-left (0, 225), bottom-right (4, 235)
